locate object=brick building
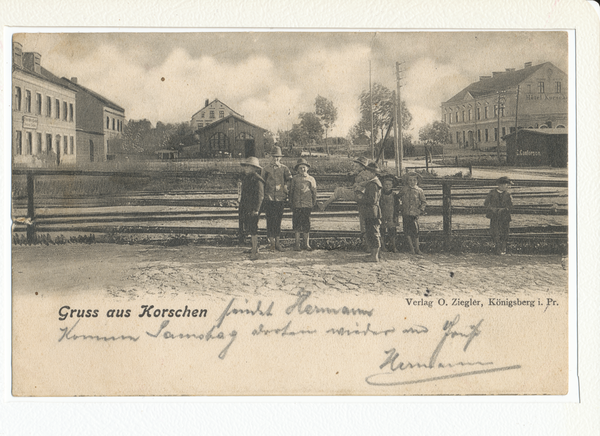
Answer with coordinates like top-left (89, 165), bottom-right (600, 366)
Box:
top-left (441, 62), bottom-right (567, 149)
top-left (12, 42), bottom-right (77, 167)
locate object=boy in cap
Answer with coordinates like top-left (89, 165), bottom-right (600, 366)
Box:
top-left (262, 146), bottom-right (292, 251)
top-left (318, 156), bottom-right (373, 211)
top-left (290, 159), bottom-right (317, 251)
top-left (401, 172), bottom-right (427, 255)
top-left (357, 162), bottom-right (383, 262)
top-left (379, 174), bottom-right (401, 253)
top-left (484, 176), bottom-right (514, 255)
top-left (239, 157), bottom-right (265, 260)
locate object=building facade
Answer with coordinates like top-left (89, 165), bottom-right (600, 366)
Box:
top-left (60, 77), bottom-right (126, 163)
top-left (12, 42), bottom-right (77, 167)
top-left (441, 62), bottom-right (567, 149)
top-left (190, 99), bottom-right (243, 130)
top-left (185, 114), bottom-right (266, 159)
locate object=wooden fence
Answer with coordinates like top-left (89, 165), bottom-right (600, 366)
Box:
top-left (12, 169), bottom-right (568, 245)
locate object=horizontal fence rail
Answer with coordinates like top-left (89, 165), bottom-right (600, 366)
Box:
top-left (12, 169), bottom-right (568, 246)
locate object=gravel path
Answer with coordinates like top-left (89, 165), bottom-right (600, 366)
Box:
top-left (12, 244), bottom-right (568, 301)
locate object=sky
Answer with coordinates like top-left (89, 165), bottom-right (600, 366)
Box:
top-left (14, 31), bottom-right (568, 140)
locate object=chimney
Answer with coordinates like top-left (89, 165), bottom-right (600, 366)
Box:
top-left (70, 77), bottom-right (78, 84)
top-left (13, 42), bottom-right (23, 67)
top-left (23, 52), bottom-right (42, 74)
top-left (524, 62), bottom-right (532, 68)
top-left (492, 71), bottom-right (504, 77)
top-left (205, 99), bottom-right (209, 107)
top-left (479, 76), bottom-right (492, 81)
top-left (505, 68), bottom-right (515, 72)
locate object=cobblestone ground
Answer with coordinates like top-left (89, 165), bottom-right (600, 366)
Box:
top-left (12, 244), bottom-right (569, 301)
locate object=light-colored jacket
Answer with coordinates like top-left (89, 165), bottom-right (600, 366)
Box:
top-left (290, 174), bottom-right (317, 209)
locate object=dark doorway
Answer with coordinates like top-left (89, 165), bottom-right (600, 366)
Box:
top-left (244, 139), bottom-right (256, 158)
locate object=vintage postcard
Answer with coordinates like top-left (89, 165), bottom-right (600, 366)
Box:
top-left (9, 30), bottom-right (573, 397)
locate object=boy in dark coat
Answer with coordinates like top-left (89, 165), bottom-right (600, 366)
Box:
top-left (379, 174), bottom-right (401, 253)
top-left (484, 176), bottom-right (514, 255)
top-left (239, 157), bottom-right (265, 260)
top-left (357, 163), bottom-right (383, 262)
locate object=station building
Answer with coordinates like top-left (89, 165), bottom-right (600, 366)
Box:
top-left (12, 42), bottom-right (77, 167)
top-left (441, 62), bottom-right (567, 149)
top-left (184, 113), bottom-right (266, 159)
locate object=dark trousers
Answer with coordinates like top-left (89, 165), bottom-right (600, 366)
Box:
top-left (381, 226), bottom-right (397, 249)
top-left (490, 218), bottom-right (510, 244)
top-left (264, 200), bottom-right (285, 238)
top-left (364, 218), bottom-right (381, 249)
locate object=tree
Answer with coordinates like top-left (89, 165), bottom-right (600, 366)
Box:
top-left (298, 112), bottom-right (324, 146)
top-left (356, 83), bottom-right (412, 151)
top-left (315, 95), bottom-right (338, 154)
top-left (418, 121), bottom-right (450, 146)
top-left (122, 119), bottom-right (153, 153)
top-left (263, 130), bottom-right (275, 152)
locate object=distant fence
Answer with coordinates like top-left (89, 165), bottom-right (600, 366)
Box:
top-left (12, 168), bottom-right (568, 246)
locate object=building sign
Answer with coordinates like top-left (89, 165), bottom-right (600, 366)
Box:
top-left (517, 149), bottom-right (542, 156)
top-left (22, 115), bottom-right (38, 130)
top-left (525, 94), bottom-right (567, 101)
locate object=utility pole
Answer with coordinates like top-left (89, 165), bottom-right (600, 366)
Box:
top-left (514, 85), bottom-right (520, 153)
top-left (393, 92), bottom-right (399, 175)
top-left (396, 61), bottom-right (404, 176)
top-left (369, 61), bottom-right (374, 160)
top-left (496, 91), bottom-right (506, 162)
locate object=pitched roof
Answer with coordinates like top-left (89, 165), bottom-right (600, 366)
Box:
top-left (444, 62), bottom-right (558, 104)
top-left (13, 63), bottom-right (74, 92)
top-left (60, 77), bottom-right (125, 113)
top-left (191, 98), bottom-right (242, 119)
top-left (502, 128), bottom-right (568, 139)
top-left (197, 113), bottom-right (266, 132)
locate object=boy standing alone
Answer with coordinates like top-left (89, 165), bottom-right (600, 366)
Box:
top-left (484, 176), bottom-right (514, 255)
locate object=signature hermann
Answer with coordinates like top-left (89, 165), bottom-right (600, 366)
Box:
top-left (365, 315), bottom-right (521, 386)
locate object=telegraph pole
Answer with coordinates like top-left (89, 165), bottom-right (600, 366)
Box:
top-left (514, 85), bottom-right (520, 151)
top-left (369, 61), bottom-right (374, 160)
top-left (496, 91), bottom-right (506, 162)
top-left (395, 61), bottom-right (404, 176)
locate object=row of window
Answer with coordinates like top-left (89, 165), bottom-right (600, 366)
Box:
top-left (450, 127), bottom-right (515, 145)
top-left (527, 81), bottom-right (561, 94)
top-left (444, 105), bottom-right (507, 124)
top-left (200, 110), bottom-right (225, 119)
top-left (14, 130), bottom-right (75, 156)
top-left (14, 86), bottom-right (74, 122)
top-left (106, 116), bottom-right (123, 132)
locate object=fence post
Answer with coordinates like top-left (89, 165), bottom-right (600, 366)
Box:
top-left (26, 171), bottom-right (36, 244)
top-left (442, 182), bottom-right (452, 245)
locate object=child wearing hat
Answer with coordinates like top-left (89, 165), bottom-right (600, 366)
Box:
top-left (318, 156), bottom-right (373, 211)
top-left (290, 159), bottom-right (317, 251)
top-left (401, 172), bottom-right (427, 255)
top-left (262, 146), bottom-right (292, 251)
top-left (484, 176), bottom-right (514, 255)
top-left (239, 157), bottom-right (265, 260)
top-left (379, 174), bottom-right (401, 253)
top-left (357, 164), bottom-right (383, 262)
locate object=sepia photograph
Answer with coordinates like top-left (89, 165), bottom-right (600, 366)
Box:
top-left (10, 30), bottom-right (571, 396)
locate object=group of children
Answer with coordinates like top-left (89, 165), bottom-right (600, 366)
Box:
top-left (238, 148), bottom-right (513, 261)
